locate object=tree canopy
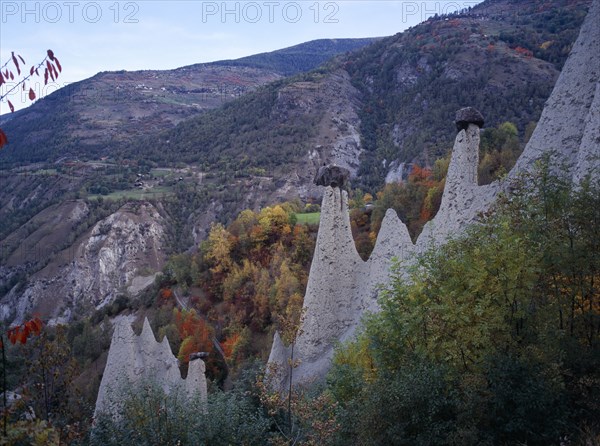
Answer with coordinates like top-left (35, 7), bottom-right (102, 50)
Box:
top-left (329, 163), bottom-right (600, 445)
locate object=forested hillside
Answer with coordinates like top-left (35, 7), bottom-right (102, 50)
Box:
top-left (0, 0), bottom-right (590, 325)
top-left (347, 0), bottom-right (590, 189)
top-left (0, 38), bottom-right (377, 167)
top-left (1, 1), bottom-right (597, 442)
top-left (7, 163), bottom-right (595, 445)
top-left (121, 0), bottom-right (590, 192)
top-left (330, 166), bottom-right (600, 445)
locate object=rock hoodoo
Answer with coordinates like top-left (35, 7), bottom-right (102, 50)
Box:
top-left (268, 109), bottom-right (491, 388)
top-left (269, 184), bottom-right (414, 388)
top-left (268, 0), bottom-right (600, 389)
top-left (417, 114), bottom-right (494, 246)
top-left (94, 318), bottom-right (207, 417)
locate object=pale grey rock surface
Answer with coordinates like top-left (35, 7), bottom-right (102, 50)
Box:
top-left (385, 161), bottom-right (410, 184)
top-left (268, 0), bottom-right (600, 388)
top-left (95, 317), bottom-right (207, 417)
top-left (70, 203), bottom-right (165, 309)
top-left (269, 188), bottom-right (416, 386)
top-left (573, 80), bottom-right (600, 184)
top-left (511, 0), bottom-right (599, 178)
top-left (292, 188), bottom-right (363, 375)
top-left (417, 123), bottom-right (498, 248)
top-left (127, 273), bottom-right (160, 296)
top-left (266, 331), bottom-right (292, 390)
top-left (0, 202), bottom-right (166, 325)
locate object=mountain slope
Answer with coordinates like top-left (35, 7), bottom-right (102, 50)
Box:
top-left (347, 0), bottom-right (591, 188)
top-left (0, 38), bottom-right (378, 167)
top-left (129, 0), bottom-right (590, 190)
top-left (206, 38), bottom-right (381, 76)
top-left (0, 0), bottom-right (593, 325)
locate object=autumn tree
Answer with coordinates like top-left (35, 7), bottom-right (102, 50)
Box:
top-left (174, 308), bottom-right (214, 363)
top-left (204, 223), bottom-right (234, 276)
top-left (24, 326), bottom-right (82, 440)
top-left (479, 121), bottom-right (522, 184)
top-left (1, 318), bottom-right (43, 436)
top-left (172, 308), bottom-right (228, 382)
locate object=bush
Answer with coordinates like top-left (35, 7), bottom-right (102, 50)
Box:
top-left (90, 380), bottom-right (271, 446)
top-left (331, 356), bottom-right (459, 446)
top-left (480, 355), bottom-right (568, 445)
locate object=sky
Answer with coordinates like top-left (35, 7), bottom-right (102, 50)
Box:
top-left (1, 0), bottom-right (483, 112)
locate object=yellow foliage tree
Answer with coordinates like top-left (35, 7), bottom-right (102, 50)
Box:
top-left (205, 223), bottom-right (233, 274)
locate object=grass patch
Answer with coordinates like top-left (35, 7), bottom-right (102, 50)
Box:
top-left (88, 186), bottom-right (174, 201)
top-left (150, 168), bottom-right (173, 178)
top-left (295, 212), bottom-right (320, 225)
top-left (19, 168), bottom-right (58, 176)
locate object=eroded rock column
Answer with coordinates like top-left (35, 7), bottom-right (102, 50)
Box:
top-left (418, 107), bottom-right (488, 247)
top-left (94, 318), bottom-right (207, 418)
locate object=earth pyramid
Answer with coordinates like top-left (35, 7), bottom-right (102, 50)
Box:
top-left (268, 0), bottom-right (600, 389)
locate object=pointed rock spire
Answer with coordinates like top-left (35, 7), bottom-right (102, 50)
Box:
top-left (512, 0), bottom-right (600, 177)
top-left (95, 318), bottom-right (207, 418)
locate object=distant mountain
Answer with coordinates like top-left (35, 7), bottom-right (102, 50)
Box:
top-left (127, 0), bottom-right (591, 190)
top-left (205, 38), bottom-right (382, 76)
top-left (0, 38), bottom-right (378, 167)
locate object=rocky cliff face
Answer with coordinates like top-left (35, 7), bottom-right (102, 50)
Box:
top-left (273, 69), bottom-right (364, 201)
top-left (268, 0), bottom-right (600, 387)
top-left (66, 202), bottom-right (165, 306)
top-left (511, 0), bottom-right (599, 183)
top-left (0, 201), bottom-right (166, 324)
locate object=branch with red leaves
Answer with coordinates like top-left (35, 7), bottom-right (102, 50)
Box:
top-left (0, 49), bottom-right (62, 109)
top-left (0, 129), bottom-right (7, 150)
top-left (0, 50), bottom-right (62, 149)
top-left (4, 317), bottom-right (44, 346)
top-left (0, 317), bottom-right (44, 348)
